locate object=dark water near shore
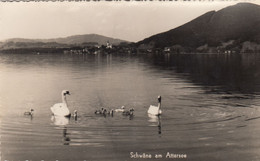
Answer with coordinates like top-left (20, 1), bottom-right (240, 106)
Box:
top-left (0, 52), bottom-right (260, 161)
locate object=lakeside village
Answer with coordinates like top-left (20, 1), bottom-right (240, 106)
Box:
top-left (63, 41), bottom-right (138, 55)
top-left (50, 40), bottom-right (260, 55)
top-left (1, 40), bottom-right (260, 55)
top-left (63, 42), bottom-right (260, 55)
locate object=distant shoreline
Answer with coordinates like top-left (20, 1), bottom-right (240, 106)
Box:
top-left (1, 45), bottom-right (259, 55)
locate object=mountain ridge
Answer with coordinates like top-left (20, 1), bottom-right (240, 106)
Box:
top-left (1, 3), bottom-right (260, 54)
top-left (136, 2), bottom-right (260, 53)
top-left (1, 34), bottom-right (127, 49)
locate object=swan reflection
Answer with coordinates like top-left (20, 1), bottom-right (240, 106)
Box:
top-left (148, 114), bottom-right (162, 134)
top-left (51, 115), bottom-right (70, 126)
top-left (63, 127), bottom-right (71, 145)
top-left (51, 116), bottom-right (71, 145)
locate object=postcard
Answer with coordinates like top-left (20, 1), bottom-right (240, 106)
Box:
top-left (0, 0), bottom-right (260, 161)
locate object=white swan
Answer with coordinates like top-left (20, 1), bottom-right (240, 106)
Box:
top-left (148, 96), bottom-right (162, 116)
top-left (50, 90), bottom-right (71, 117)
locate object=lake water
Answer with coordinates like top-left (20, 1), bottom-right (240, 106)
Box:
top-left (0, 52), bottom-right (260, 161)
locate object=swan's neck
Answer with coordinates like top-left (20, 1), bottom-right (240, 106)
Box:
top-left (158, 102), bottom-right (161, 110)
top-left (62, 94), bottom-right (68, 106)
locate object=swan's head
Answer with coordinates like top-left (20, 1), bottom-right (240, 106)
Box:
top-left (62, 90), bottom-right (70, 96)
top-left (121, 106), bottom-right (125, 109)
top-left (158, 95), bottom-right (161, 103)
top-left (30, 108), bottom-right (34, 112)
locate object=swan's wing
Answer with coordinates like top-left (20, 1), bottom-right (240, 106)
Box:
top-left (51, 103), bottom-right (70, 116)
top-left (51, 103), bottom-right (63, 113)
top-left (148, 105), bottom-right (159, 115)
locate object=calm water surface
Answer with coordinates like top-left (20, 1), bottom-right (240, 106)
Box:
top-left (0, 53), bottom-right (260, 161)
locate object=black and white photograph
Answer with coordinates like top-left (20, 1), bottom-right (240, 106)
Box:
top-left (0, 0), bottom-right (260, 160)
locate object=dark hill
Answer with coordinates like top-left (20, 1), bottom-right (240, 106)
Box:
top-left (137, 3), bottom-right (260, 52)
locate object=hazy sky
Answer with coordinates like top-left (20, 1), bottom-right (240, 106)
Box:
top-left (0, 0), bottom-right (259, 42)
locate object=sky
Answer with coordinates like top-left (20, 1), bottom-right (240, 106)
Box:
top-left (0, 0), bottom-right (259, 42)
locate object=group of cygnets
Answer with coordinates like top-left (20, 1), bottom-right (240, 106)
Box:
top-left (94, 106), bottom-right (135, 117)
top-left (25, 90), bottom-right (162, 119)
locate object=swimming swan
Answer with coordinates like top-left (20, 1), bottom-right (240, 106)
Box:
top-left (24, 108), bottom-right (34, 115)
top-left (50, 90), bottom-right (71, 117)
top-left (148, 96), bottom-right (162, 116)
